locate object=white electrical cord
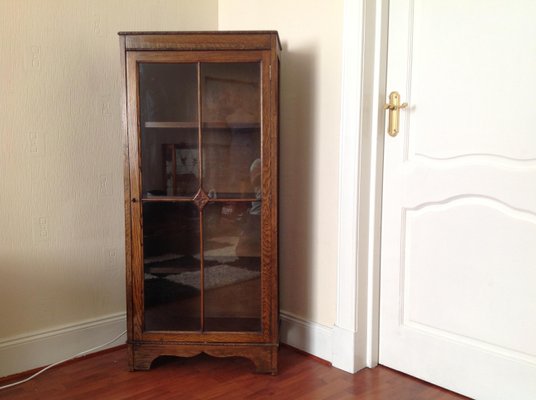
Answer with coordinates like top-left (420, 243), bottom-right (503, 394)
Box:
top-left (0, 330), bottom-right (127, 391)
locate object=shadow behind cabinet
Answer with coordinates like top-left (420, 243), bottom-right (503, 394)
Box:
top-left (119, 32), bottom-right (280, 373)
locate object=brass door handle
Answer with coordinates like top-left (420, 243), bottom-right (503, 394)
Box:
top-left (384, 91), bottom-right (407, 137)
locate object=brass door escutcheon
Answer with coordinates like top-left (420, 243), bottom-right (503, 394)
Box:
top-left (384, 91), bottom-right (407, 137)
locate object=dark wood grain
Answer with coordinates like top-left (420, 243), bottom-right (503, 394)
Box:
top-left (130, 343), bottom-right (277, 375)
top-left (269, 34), bottom-right (280, 342)
top-left (196, 59), bottom-right (206, 333)
top-left (0, 346), bottom-right (469, 400)
top-left (119, 35), bottom-right (134, 361)
top-left (259, 50), bottom-right (274, 343)
top-left (121, 32), bottom-right (280, 374)
top-left (120, 31), bottom-right (281, 52)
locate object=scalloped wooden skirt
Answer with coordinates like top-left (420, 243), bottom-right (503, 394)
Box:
top-left (128, 342), bottom-right (278, 375)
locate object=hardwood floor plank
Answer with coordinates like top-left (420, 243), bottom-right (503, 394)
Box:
top-left (0, 346), bottom-right (469, 400)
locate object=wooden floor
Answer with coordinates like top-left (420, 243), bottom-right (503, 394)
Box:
top-left (0, 346), bottom-right (469, 399)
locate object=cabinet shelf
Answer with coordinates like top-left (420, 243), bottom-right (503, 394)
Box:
top-left (145, 121), bottom-right (197, 129)
top-left (141, 196), bottom-right (258, 203)
top-left (145, 121), bottom-right (260, 130)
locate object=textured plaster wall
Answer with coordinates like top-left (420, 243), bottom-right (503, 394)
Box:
top-left (1, 0), bottom-right (342, 347)
top-left (218, 0), bottom-right (344, 326)
top-left (0, 0), bottom-right (217, 341)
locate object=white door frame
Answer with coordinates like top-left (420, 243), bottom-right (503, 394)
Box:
top-left (333, 0), bottom-right (388, 373)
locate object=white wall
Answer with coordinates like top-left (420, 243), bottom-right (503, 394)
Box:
top-left (0, 0), bottom-right (217, 377)
top-left (0, 0), bottom-right (345, 377)
top-left (219, 0), bottom-right (344, 327)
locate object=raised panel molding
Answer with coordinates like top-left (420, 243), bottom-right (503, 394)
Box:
top-left (408, 0), bottom-right (536, 162)
top-left (414, 153), bottom-right (536, 163)
top-left (401, 196), bottom-right (536, 364)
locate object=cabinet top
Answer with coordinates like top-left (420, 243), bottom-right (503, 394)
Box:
top-left (118, 31), bottom-right (281, 52)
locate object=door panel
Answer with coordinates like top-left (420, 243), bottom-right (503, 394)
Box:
top-left (408, 1), bottom-right (536, 161)
top-left (379, 1), bottom-right (536, 398)
top-left (404, 198), bottom-right (536, 357)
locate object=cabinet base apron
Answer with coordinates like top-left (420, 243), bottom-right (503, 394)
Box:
top-left (128, 342), bottom-right (279, 375)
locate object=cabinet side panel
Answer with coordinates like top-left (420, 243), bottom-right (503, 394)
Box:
top-left (260, 50), bottom-right (274, 342)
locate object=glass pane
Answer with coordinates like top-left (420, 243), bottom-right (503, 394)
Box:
top-left (140, 63), bottom-right (197, 122)
top-left (139, 63), bottom-right (199, 197)
top-left (201, 63), bottom-right (261, 199)
top-left (203, 202), bottom-right (261, 332)
top-left (143, 202), bottom-right (201, 331)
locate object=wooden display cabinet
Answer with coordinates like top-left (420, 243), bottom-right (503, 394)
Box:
top-left (119, 32), bottom-right (280, 374)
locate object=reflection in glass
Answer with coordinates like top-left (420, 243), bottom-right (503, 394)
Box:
top-left (141, 131), bottom-right (199, 197)
top-left (143, 202), bottom-right (201, 331)
top-left (139, 63), bottom-right (199, 197)
top-left (203, 202), bottom-right (261, 332)
top-left (162, 142), bottom-right (199, 196)
top-left (139, 62), bottom-right (264, 334)
top-left (203, 131), bottom-right (260, 199)
top-left (201, 63), bottom-right (261, 199)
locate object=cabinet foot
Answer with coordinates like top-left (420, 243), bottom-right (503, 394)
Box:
top-left (128, 343), bottom-right (278, 374)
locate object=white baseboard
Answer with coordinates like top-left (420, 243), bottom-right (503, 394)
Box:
top-left (0, 312), bottom-right (127, 378)
top-left (279, 314), bottom-right (365, 373)
top-left (331, 325), bottom-right (366, 373)
top-left (1, 312), bottom-right (347, 378)
top-left (279, 311), bottom-right (333, 363)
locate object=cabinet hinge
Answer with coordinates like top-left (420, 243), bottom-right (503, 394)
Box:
top-left (269, 65), bottom-right (272, 81)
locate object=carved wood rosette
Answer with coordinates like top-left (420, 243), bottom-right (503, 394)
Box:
top-left (192, 188), bottom-right (210, 210)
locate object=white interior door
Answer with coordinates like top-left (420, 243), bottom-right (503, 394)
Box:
top-left (379, 1), bottom-right (536, 399)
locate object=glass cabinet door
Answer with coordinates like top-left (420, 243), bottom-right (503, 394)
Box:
top-left (137, 59), bottom-right (262, 334)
